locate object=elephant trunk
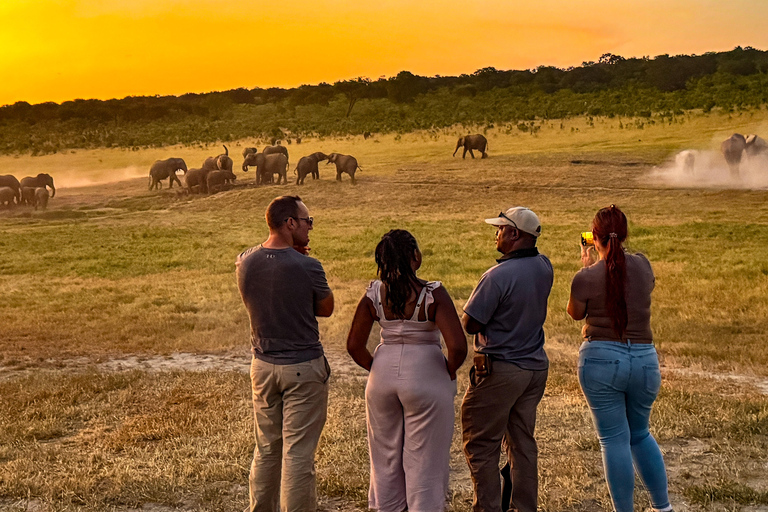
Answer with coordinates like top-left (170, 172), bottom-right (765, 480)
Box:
top-left (453, 140), bottom-right (462, 157)
top-left (50, 184), bottom-right (55, 198)
top-left (242, 163), bottom-right (249, 172)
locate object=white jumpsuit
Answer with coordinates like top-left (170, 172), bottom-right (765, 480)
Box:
top-left (365, 280), bottom-right (457, 512)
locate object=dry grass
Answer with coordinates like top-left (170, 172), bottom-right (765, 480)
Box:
top-left (1, 110), bottom-right (767, 511)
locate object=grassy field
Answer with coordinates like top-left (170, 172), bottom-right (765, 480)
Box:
top-left (1, 110), bottom-right (767, 511)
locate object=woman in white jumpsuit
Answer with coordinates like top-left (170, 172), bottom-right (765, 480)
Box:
top-left (347, 229), bottom-right (467, 512)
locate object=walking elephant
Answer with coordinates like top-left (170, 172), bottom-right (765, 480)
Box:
top-left (721, 133), bottom-right (746, 178)
top-left (185, 168), bottom-right (211, 194)
top-left (453, 134), bottom-right (488, 159)
top-left (0, 175), bottom-right (20, 204)
top-left (206, 169), bottom-right (237, 194)
top-left (20, 173), bottom-right (55, 198)
top-left (20, 187), bottom-right (36, 206)
top-left (35, 187), bottom-right (49, 210)
top-left (295, 152), bottom-right (328, 184)
top-left (0, 186), bottom-right (16, 207)
top-left (149, 158), bottom-right (188, 190)
top-left (327, 153), bottom-right (361, 184)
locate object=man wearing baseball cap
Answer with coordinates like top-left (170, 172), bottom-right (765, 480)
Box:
top-left (460, 207), bottom-right (553, 512)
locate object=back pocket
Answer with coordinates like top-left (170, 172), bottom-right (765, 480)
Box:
top-left (578, 358), bottom-right (620, 392)
top-left (642, 364), bottom-right (661, 397)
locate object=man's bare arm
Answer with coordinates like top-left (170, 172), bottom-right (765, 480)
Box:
top-left (315, 292), bottom-right (334, 317)
top-left (462, 312), bottom-right (485, 335)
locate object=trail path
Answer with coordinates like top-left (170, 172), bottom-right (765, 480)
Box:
top-left (3, 349), bottom-right (767, 396)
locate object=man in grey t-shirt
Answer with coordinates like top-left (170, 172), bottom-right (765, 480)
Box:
top-left (236, 195), bottom-right (334, 512)
top-left (460, 207), bottom-right (553, 512)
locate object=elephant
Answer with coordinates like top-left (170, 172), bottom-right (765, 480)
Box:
top-left (242, 147), bottom-right (258, 158)
top-left (745, 134), bottom-right (768, 157)
top-left (453, 134), bottom-right (488, 159)
top-left (253, 153), bottom-right (289, 185)
top-left (20, 173), bottom-right (55, 198)
top-left (243, 151), bottom-right (288, 180)
top-left (242, 152), bottom-right (259, 173)
top-left (675, 150), bottom-right (697, 174)
top-left (0, 175), bottom-right (20, 204)
top-left (34, 187), bottom-right (49, 210)
top-left (20, 186), bottom-right (36, 206)
top-left (184, 168), bottom-right (211, 194)
top-left (262, 145), bottom-right (289, 161)
top-left (0, 186), bottom-right (16, 207)
top-left (721, 133), bottom-right (746, 178)
top-left (206, 169), bottom-right (237, 194)
top-left (202, 145), bottom-right (234, 180)
top-left (327, 153), bottom-right (361, 184)
top-left (149, 158), bottom-right (188, 190)
top-left (295, 152), bottom-right (328, 184)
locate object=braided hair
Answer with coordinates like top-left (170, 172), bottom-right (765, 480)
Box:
top-left (374, 230), bottom-right (421, 319)
top-left (592, 205), bottom-right (629, 339)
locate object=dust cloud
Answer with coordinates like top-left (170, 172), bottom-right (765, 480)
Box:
top-left (53, 165), bottom-right (148, 189)
top-left (647, 149), bottom-right (768, 189)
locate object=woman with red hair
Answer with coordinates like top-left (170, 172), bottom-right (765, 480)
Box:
top-left (567, 205), bottom-right (672, 512)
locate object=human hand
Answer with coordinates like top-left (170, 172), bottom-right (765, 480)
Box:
top-left (580, 244), bottom-right (596, 267)
top-left (293, 244), bottom-right (311, 255)
top-left (445, 357), bottom-right (457, 381)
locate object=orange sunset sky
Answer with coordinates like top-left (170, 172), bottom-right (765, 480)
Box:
top-left (2, 0), bottom-right (768, 107)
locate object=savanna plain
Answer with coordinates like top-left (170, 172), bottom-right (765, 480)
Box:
top-left (1, 111), bottom-right (768, 512)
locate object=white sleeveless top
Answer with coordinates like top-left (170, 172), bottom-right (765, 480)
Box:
top-left (366, 280), bottom-right (442, 346)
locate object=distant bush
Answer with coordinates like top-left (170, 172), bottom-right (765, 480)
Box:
top-left (1, 47), bottom-right (767, 154)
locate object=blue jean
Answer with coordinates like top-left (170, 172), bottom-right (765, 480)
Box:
top-left (578, 341), bottom-right (670, 512)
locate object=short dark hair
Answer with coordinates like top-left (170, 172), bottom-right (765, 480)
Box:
top-left (265, 195), bottom-right (302, 230)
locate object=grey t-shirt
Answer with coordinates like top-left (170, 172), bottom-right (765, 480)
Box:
top-left (236, 245), bottom-right (332, 364)
top-left (569, 253), bottom-right (654, 343)
top-left (463, 250), bottom-right (553, 370)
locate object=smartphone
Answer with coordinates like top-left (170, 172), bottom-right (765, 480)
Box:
top-left (581, 231), bottom-right (594, 246)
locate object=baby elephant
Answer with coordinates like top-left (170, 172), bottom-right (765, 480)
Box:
top-left (206, 169), bottom-right (237, 194)
top-left (327, 153), bottom-right (362, 184)
top-left (295, 152), bottom-right (328, 185)
top-left (20, 186), bottom-right (36, 206)
top-left (0, 186), bottom-right (16, 207)
top-left (185, 168), bottom-right (211, 194)
top-left (34, 187), bottom-right (49, 210)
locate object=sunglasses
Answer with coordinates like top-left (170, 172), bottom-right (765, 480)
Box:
top-left (498, 211), bottom-right (518, 229)
top-left (293, 216), bottom-right (314, 227)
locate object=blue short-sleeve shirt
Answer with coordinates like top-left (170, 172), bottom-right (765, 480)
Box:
top-left (463, 249), bottom-right (553, 370)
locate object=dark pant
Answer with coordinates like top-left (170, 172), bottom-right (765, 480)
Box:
top-left (461, 361), bottom-right (548, 512)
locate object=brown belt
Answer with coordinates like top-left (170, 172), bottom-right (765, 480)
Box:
top-left (586, 338), bottom-right (653, 345)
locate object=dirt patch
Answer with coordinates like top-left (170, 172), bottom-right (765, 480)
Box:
top-left (0, 349), bottom-right (369, 383)
top-left (667, 367), bottom-right (768, 396)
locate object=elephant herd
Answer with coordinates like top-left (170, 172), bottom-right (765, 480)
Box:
top-left (148, 144), bottom-right (364, 194)
top-left (720, 133), bottom-right (768, 178)
top-left (0, 173), bottom-right (55, 210)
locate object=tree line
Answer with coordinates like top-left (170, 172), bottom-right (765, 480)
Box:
top-left (1, 47), bottom-right (767, 155)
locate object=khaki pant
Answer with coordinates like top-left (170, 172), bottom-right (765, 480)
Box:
top-left (461, 361), bottom-right (547, 512)
top-left (247, 355), bottom-right (330, 512)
